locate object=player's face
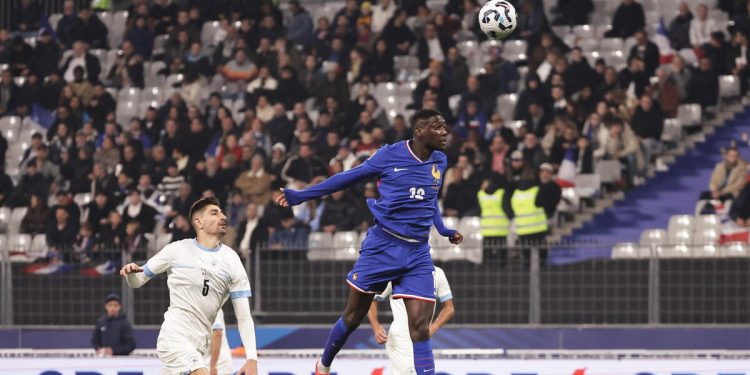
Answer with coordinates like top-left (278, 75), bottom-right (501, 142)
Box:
top-left (197, 204), bottom-right (228, 237)
top-left (418, 116), bottom-right (449, 150)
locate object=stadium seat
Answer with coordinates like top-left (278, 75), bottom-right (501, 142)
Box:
top-left (141, 86), bottom-right (165, 104)
top-left (509, 120), bottom-right (526, 136)
top-left (479, 39), bottom-right (502, 55)
top-left (154, 233), bottom-right (173, 254)
top-left (612, 242), bottom-right (649, 259)
top-left (118, 87), bottom-right (142, 102)
top-left (0, 115), bottom-right (20, 133)
top-left (573, 174), bottom-right (601, 198)
top-left (116, 100), bottom-right (140, 126)
top-left (599, 38), bottom-right (624, 52)
top-left (719, 75), bottom-right (740, 100)
top-left (640, 229), bottom-right (667, 246)
top-left (604, 50), bottom-right (627, 70)
top-left (572, 25), bottom-right (595, 39)
top-left (723, 242), bottom-right (749, 258)
top-left (97, 11), bottom-right (113, 31)
top-left (8, 234), bottom-right (32, 262)
top-left (661, 118), bottom-right (682, 142)
top-left (460, 232), bottom-right (484, 264)
top-left (668, 215), bottom-right (694, 232)
top-left (496, 94), bottom-right (518, 122)
top-left (550, 25), bottom-right (569, 38)
top-left (693, 244), bottom-right (721, 258)
top-left (657, 244), bottom-right (692, 258)
top-left (29, 234), bottom-right (48, 260)
top-left (73, 193), bottom-right (92, 210)
top-left (48, 13), bottom-right (63, 30)
top-left (333, 231), bottom-right (360, 260)
top-left (201, 21), bottom-right (222, 47)
top-left (393, 55), bottom-right (419, 71)
top-left (693, 227), bottom-right (720, 245)
top-left (307, 232), bottom-right (334, 261)
top-left (8, 207), bottom-right (27, 238)
top-left (668, 228), bottom-right (692, 245)
top-left (594, 159), bottom-right (621, 183)
top-left (458, 216), bottom-right (481, 235)
top-left (0, 234), bottom-right (6, 259)
top-left (695, 214), bottom-right (721, 229)
top-left (0, 207), bottom-right (10, 233)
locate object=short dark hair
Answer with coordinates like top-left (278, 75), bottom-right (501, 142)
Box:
top-left (189, 196), bottom-right (221, 223)
top-left (411, 108), bottom-right (443, 129)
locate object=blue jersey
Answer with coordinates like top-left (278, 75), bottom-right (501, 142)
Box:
top-left (284, 140), bottom-right (456, 243)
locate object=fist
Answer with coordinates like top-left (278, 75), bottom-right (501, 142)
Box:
top-left (449, 232), bottom-right (463, 245)
top-left (119, 263), bottom-right (143, 277)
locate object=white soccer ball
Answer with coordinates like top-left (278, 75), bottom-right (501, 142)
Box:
top-left (478, 0), bottom-right (517, 40)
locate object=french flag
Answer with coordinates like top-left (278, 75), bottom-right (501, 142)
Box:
top-left (80, 259), bottom-right (122, 277)
top-left (556, 149), bottom-right (576, 188)
top-left (21, 262), bottom-right (75, 275)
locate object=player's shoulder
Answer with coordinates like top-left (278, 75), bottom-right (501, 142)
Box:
top-left (219, 243), bottom-right (243, 262)
top-left (432, 150), bottom-right (448, 164)
top-left (373, 141), bottom-right (404, 157)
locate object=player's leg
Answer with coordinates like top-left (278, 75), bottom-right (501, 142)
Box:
top-left (395, 245), bottom-right (437, 373)
top-left (404, 298), bottom-right (436, 373)
top-left (319, 288), bottom-right (375, 371)
top-left (189, 369), bottom-right (209, 375)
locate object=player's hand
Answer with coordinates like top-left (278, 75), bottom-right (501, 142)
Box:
top-left (373, 326), bottom-right (388, 345)
top-left (449, 231), bottom-right (463, 245)
top-left (274, 188), bottom-right (289, 207)
top-left (119, 263), bottom-right (143, 277)
top-left (236, 359), bottom-right (258, 375)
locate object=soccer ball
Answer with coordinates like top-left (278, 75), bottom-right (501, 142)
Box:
top-left (478, 0), bottom-right (517, 40)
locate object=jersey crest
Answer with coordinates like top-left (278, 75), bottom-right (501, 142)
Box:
top-left (431, 164), bottom-right (441, 189)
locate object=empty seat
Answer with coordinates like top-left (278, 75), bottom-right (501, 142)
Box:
top-left (668, 228), bottom-right (692, 245)
top-left (657, 244), bottom-right (692, 258)
top-left (496, 94), bottom-right (518, 122)
top-left (599, 38), bottom-right (624, 52)
top-left (719, 75), bottom-right (740, 99)
top-left (693, 227), bottom-right (720, 245)
top-left (693, 244), bottom-right (722, 258)
top-left (640, 229), bottom-right (666, 246)
top-left (573, 174), bottom-right (601, 198)
top-left (118, 87), bottom-right (142, 102)
top-left (572, 24), bottom-right (595, 39)
top-left (333, 231), bottom-right (360, 260)
top-left (677, 104), bottom-right (701, 127)
top-left (550, 25), bottom-right (569, 38)
top-left (668, 215), bottom-right (694, 232)
top-left (661, 118), bottom-right (682, 142)
top-left (0, 207), bottom-right (10, 233)
top-left (8, 234), bottom-right (32, 262)
top-left (594, 159), bottom-right (621, 183)
top-left (8, 207), bottom-right (27, 237)
top-left (201, 21), bottom-right (222, 47)
top-left (458, 216), bottom-right (481, 235)
top-left (0, 234), bottom-right (6, 260)
top-left (393, 55), bottom-right (419, 70)
top-left (307, 232), bottom-right (334, 261)
top-left (74, 193), bottom-right (92, 209)
top-left (612, 242), bottom-right (649, 259)
top-left (29, 234), bottom-right (48, 260)
top-left (48, 13), bottom-right (63, 30)
top-left (723, 242), bottom-right (749, 258)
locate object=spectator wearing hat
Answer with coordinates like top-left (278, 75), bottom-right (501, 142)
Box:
top-left (507, 150), bottom-right (536, 186)
top-left (92, 293), bottom-right (136, 356)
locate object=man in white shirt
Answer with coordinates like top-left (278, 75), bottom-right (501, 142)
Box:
top-left (367, 266), bottom-right (455, 375)
top-left (690, 3), bottom-right (717, 48)
top-left (208, 309), bottom-right (234, 375)
top-left (120, 196), bottom-right (258, 375)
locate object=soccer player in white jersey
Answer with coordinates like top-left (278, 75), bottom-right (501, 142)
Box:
top-left (119, 196), bottom-right (258, 375)
top-left (367, 266), bottom-right (455, 375)
top-left (209, 309), bottom-right (234, 375)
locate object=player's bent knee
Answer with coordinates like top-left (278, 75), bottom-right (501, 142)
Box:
top-left (342, 308), bottom-right (368, 328)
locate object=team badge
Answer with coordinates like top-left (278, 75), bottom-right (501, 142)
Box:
top-left (431, 164), bottom-right (441, 189)
top-left (353, 272), bottom-right (359, 280)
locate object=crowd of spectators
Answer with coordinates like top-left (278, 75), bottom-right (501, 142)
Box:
top-left (0, 0), bottom-right (746, 265)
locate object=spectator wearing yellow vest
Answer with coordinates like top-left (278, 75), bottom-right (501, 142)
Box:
top-left (506, 163), bottom-right (561, 267)
top-left (477, 173), bottom-right (511, 265)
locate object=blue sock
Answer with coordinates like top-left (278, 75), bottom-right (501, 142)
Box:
top-left (413, 339), bottom-right (434, 373)
top-left (321, 318), bottom-right (357, 367)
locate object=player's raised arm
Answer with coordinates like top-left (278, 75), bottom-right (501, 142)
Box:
top-left (275, 151), bottom-right (384, 207)
top-left (120, 243), bottom-right (176, 288)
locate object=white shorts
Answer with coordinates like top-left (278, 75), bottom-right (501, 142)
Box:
top-left (157, 337), bottom-right (209, 374)
top-left (386, 339), bottom-right (416, 375)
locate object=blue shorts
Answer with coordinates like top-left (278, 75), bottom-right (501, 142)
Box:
top-left (346, 225), bottom-right (436, 302)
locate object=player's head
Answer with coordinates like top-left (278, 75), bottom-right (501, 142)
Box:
top-left (412, 108), bottom-right (448, 150)
top-left (189, 196), bottom-right (227, 237)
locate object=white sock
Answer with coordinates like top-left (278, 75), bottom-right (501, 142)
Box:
top-left (317, 360), bottom-right (331, 373)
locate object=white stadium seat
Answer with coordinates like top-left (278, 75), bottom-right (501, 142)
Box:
top-left (640, 229), bottom-right (667, 246)
top-left (8, 207), bottom-right (27, 238)
top-left (333, 231), bottom-right (360, 260)
top-left (307, 232), bottom-right (334, 261)
top-left (612, 242), bottom-right (649, 259)
top-left (668, 215), bottom-right (694, 232)
top-left (661, 118), bottom-right (682, 142)
top-left (29, 234), bottom-right (48, 260)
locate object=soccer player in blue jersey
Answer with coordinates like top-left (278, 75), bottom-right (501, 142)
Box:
top-left (275, 108), bottom-right (463, 374)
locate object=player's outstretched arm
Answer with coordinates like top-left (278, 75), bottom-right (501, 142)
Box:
top-left (275, 160), bottom-right (380, 207)
top-left (367, 301), bottom-right (388, 345)
top-left (120, 263), bottom-right (149, 288)
top-left (232, 297), bottom-right (258, 375)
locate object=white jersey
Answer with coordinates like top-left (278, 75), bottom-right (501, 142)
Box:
top-left (374, 266), bottom-right (453, 346)
top-left (209, 309), bottom-right (234, 375)
top-left (143, 239), bottom-right (252, 355)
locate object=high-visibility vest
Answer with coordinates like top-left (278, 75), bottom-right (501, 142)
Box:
top-left (477, 189), bottom-right (509, 237)
top-left (511, 186), bottom-right (548, 236)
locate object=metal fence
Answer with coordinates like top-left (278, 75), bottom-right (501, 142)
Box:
top-left (1, 241), bottom-right (749, 326)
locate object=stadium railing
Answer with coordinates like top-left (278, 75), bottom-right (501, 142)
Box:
top-left (1, 240), bottom-right (748, 326)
